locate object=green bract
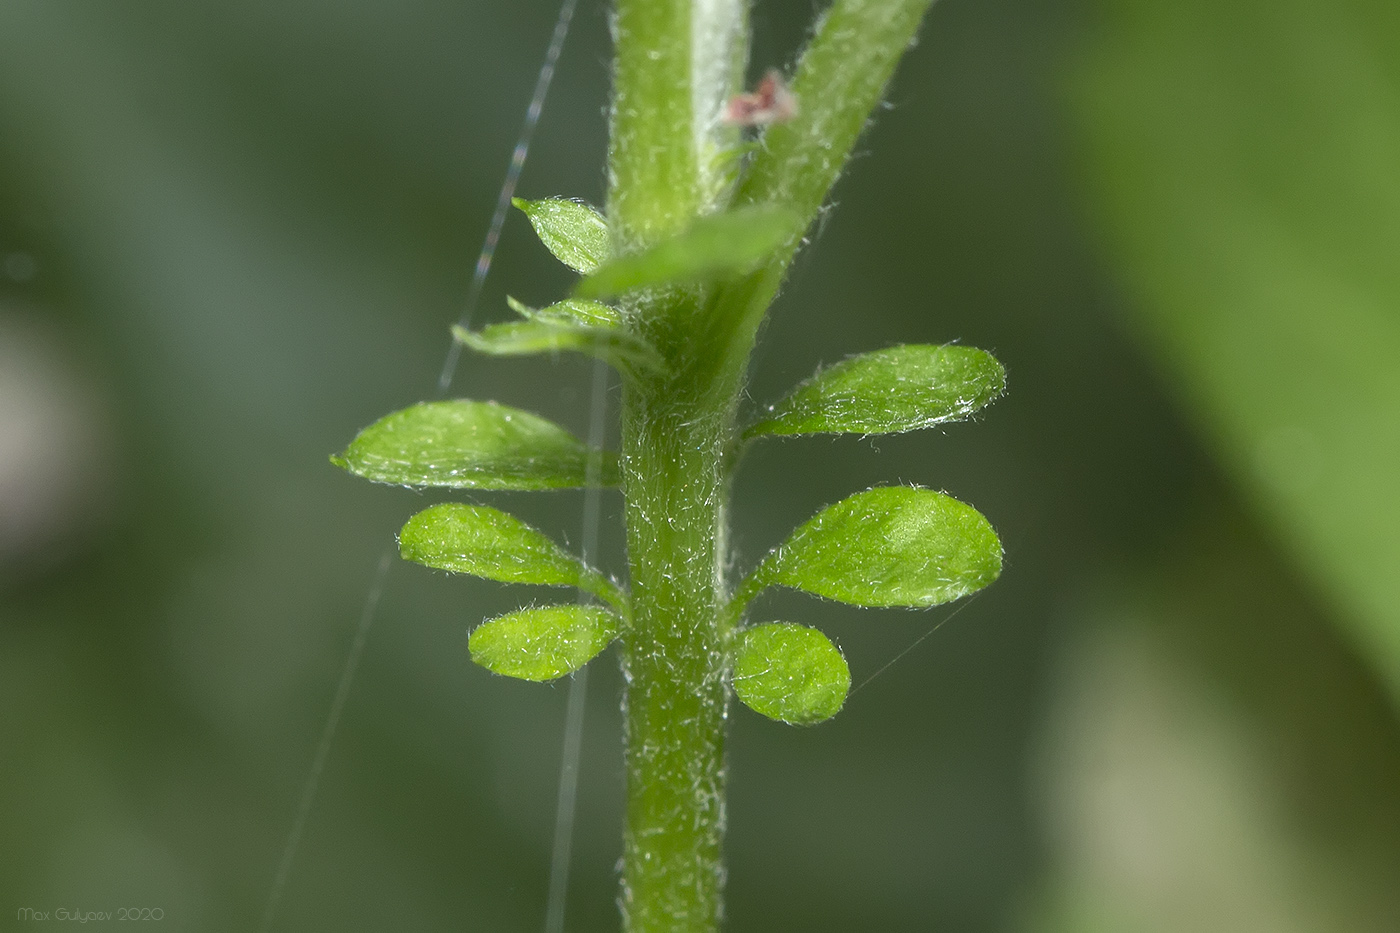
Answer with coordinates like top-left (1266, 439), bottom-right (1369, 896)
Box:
top-left (453, 320), bottom-right (664, 377)
top-left (732, 623), bottom-right (850, 725)
top-left (737, 486), bottom-right (1002, 610)
top-left (331, 399), bottom-right (618, 490)
top-left (747, 344), bottom-right (1005, 438)
top-left (399, 502), bottom-right (626, 610)
top-left (508, 296), bottom-right (621, 328)
top-left (513, 197), bottom-right (612, 273)
top-left (469, 605), bottom-right (620, 681)
top-left (575, 204), bottom-right (800, 299)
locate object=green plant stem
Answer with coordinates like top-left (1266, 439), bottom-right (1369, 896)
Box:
top-left (618, 377), bottom-right (730, 932)
top-left (608, 0), bottom-right (936, 928)
top-left (610, 0), bottom-right (742, 928)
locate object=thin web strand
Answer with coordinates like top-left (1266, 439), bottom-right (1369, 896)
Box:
top-left (257, 550), bottom-right (391, 933)
top-left (847, 592), bottom-right (981, 699)
top-left (258, 1), bottom-right (581, 927)
top-left (849, 513), bottom-right (1034, 699)
top-left (439, 0), bottom-right (581, 394)
top-left (545, 354), bottom-right (611, 933)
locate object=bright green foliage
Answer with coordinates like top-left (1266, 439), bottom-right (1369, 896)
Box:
top-left (337, 0), bottom-right (996, 927)
top-left (508, 295), bottom-right (621, 328)
top-left (738, 486), bottom-right (1002, 610)
top-left (574, 204), bottom-right (800, 299)
top-left (469, 605), bottom-right (620, 681)
top-left (399, 502), bottom-right (626, 610)
top-left (732, 623), bottom-right (850, 725)
top-left (512, 197), bottom-right (611, 273)
top-left (452, 321), bottom-right (664, 377)
top-left (331, 399), bottom-right (618, 490)
top-left (747, 344), bottom-right (1005, 438)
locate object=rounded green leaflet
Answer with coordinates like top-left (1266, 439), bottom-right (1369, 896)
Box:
top-left (512, 197), bottom-right (612, 274)
top-left (732, 623), bottom-right (850, 725)
top-left (470, 605), bottom-right (620, 682)
top-left (744, 486), bottom-right (1002, 609)
top-left (330, 399), bottom-right (618, 490)
top-left (746, 344), bottom-right (1005, 438)
top-left (399, 502), bottom-right (626, 610)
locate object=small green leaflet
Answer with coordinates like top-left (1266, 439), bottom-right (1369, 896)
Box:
top-left (513, 197), bottom-right (612, 273)
top-left (470, 605), bottom-right (619, 682)
top-left (508, 296), bottom-right (620, 328)
top-left (747, 345), bottom-right (1005, 438)
top-left (736, 486), bottom-right (1001, 609)
top-left (399, 502), bottom-right (626, 610)
top-left (732, 623), bottom-right (850, 725)
top-left (454, 320), bottom-right (663, 378)
top-left (575, 204), bottom-right (800, 299)
top-left (331, 399), bottom-right (618, 490)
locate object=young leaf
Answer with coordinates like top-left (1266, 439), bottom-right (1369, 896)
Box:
top-left (746, 344), bottom-right (1005, 438)
top-left (574, 204), bottom-right (800, 299)
top-left (737, 486), bottom-right (1001, 610)
top-left (399, 502), bottom-right (626, 609)
top-left (732, 622), bottom-right (850, 725)
top-left (512, 197), bottom-right (612, 273)
top-left (470, 605), bottom-right (620, 682)
top-left (508, 295), bottom-right (621, 328)
top-left (452, 320), bottom-right (664, 377)
top-left (331, 399), bottom-right (618, 490)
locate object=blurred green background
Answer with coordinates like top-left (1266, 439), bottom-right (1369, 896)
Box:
top-left (2, 0), bottom-right (1397, 930)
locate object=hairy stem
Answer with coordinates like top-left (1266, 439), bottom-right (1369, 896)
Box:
top-left (610, 0), bottom-right (743, 927)
top-left (607, 0), bottom-right (935, 928)
top-left (618, 378), bottom-right (731, 932)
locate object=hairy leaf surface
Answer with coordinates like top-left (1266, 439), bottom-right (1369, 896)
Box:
top-left (399, 502), bottom-right (625, 608)
top-left (470, 605), bottom-right (619, 681)
top-left (575, 204), bottom-right (799, 299)
top-left (748, 344), bottom-right (1004, 438)
top-left (733, 622), bottom-right (850, 725)
top-left (331, 399), bottom-right (617, 490)
top-left (453, 320), bottom-right (662, 376)
top-left (741, 486), bottom-right (1001, 609)
top-left (508, 295), bottom-right (621, 328)
top-left (513, 197), bottom-right (611, 273)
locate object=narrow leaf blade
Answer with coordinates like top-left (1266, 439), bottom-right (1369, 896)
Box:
top-left (751, 487), bottom-right (1001, 608)
top-left (509, 295), bottom-right (621, 328)
top-left (470, 605), bottom-right (619, 681)
top-left (513, 197), bottom-right (612, 273)
top-left (748, 345), bottom-right (1005, 438)
top-left (331, 399), bottom-right (617, 490)
top-left (453, 320), bottom-right (664, 376)
top-left (733, 623), bottom-right (850, 725)
top-left (575, 205), bottom-right (800, 299)
top-left (399, 503), bottom-right (627, 609)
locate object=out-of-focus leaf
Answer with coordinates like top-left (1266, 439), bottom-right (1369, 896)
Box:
top-left (732, 622), bottom-right (850, 725)
top-left (574, 204), bottom-right (800, 299)
top-left (331, 399), bottom-right (617, 490)
top-left (1073, 0), bottom-right (1400, 702)
top-left (737, 487), bottom-right (1001, 609)
top-left (469, 605), bottom-right (619, 681)
top-left (453, 320), bottom-right (663, 376)
top-left (399, 502), bottom-right (625, 609)
top-left (746, 344), bottom-right (1005, 438)
top-left (513, 197), bottom-right (612, 273)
